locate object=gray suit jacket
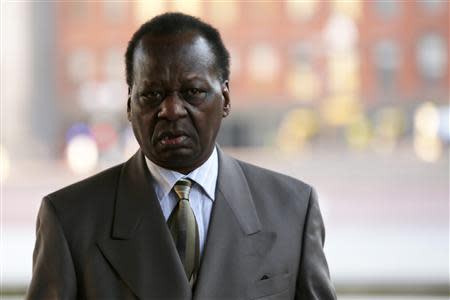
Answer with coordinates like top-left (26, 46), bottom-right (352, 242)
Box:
top-left (26, 149), bottom-right (336, 300)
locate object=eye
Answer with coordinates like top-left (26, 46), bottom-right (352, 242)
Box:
top-left (187, 88), bottom-right (201, 95)
top-left (140, 90), bottom-right (165, 104)
top-left (183, 88), bottom-right (207, 102)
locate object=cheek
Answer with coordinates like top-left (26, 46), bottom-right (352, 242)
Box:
top-left (199, 106), bottom-right (224, 140)
top-left (130, 108), bottom-right (155, 138)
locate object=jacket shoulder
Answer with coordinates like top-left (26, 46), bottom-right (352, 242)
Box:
top-left (235, 158), bottom-right (312, 193)
top-left (45, 163), bottom-right (124, 209)
top-left (230, 156), bottom-right (314, 222)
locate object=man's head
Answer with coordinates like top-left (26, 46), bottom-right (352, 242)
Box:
top-left (125, 13), bottom-right (231, 174)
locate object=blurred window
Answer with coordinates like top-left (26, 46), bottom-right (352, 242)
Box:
top-left (208, 2), bottom-right (238, 27)
top-left (67, 48), bottom-right (95, 83)
top-left (248, 2), bottom-right (278, 22)
top-left (103, 2), bottom-right (126, 23)
top-left (103, 47), bottom-right (123, 80)
top-left (285, 1), bottom-right (318, 21)
top-left (416, 32), bottom-right (447, 81)
top-left (228, 46), bottom-right (241, 77)
top-left (374, 0), bottom-right (400, 18)
top-left (323, 14), bottom-right (358, 53)
top-left (66, 2), bottom-right (90, 20)
top-left (374, 40), bottom-right (400, 71)
top-left (418, 0), bottom-right (446, 13)
top-left (331, 0), bottom-right (361, 19)
top-left (247, 43), bottom-right (280, 83)
top-left (134, 1), bottom-right (165, 23)
top-left (170, 0), bottom-right (203, 16)
top-left (373, 40), bottom-right (400, 92)
top-left (292, 42), bottom-right (314, 64)
top-left (287, 42), bottom-right (320, 101)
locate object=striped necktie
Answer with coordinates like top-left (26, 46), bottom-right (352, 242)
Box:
top-left (167, 178), bottom-right (200, 285)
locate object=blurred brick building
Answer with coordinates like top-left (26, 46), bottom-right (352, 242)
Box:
top-left (52, 1), bottom-right (448, 146)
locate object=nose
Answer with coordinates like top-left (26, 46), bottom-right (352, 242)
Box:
top-left (157, 92), bottom-right (187, 121)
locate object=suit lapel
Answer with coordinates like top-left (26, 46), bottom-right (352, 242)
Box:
top-left (97, 150), bottom-right (191, 300)
top-left (194, 149), bottom-right (276, 299)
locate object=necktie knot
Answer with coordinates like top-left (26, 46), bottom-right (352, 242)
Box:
top-left (173, 178), bottom-right (192, 201)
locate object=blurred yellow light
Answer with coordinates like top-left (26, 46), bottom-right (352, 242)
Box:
top-left (321, 95), bottom-right (362, 126)
top-left (375, 107), bottom-right (406, 140)
top-left (332, 0), bottom-right (361, 19)
top-left (328, 52), bottom-right (360, 94)
top-left (0, 145), bottom-right (10, 182)
top-left (414, 135), bottom-right (442, 162)
top-left (66, 135), bottom-right (99, 174)
top-left (287, 65), bottom-right (320, 102)
top-left (372, 107), bottom-right (406, 153)
top-left (277, 108), bottom-right (319, 152)
top-left (345, 115), bottom-right (372, 150)
top-left (414, 102), bottom-right (440, 138)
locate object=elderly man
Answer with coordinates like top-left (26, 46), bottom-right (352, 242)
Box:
top-left (26, 13), bottom-right (336, 300)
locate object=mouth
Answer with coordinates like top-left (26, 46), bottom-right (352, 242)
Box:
top-left (157, 131), bottom-right (190, 146)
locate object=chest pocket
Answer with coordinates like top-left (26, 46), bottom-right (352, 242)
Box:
top-left (248, 272), bottom-right (291, 300)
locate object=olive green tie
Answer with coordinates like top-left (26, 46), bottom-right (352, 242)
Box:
top-left (168, 178), bottom-right (200, 285)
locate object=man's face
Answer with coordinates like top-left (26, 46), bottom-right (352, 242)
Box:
top-left (128, 32), bottom-right (230, 174)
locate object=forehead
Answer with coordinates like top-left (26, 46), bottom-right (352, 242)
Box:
top-left (133, 32), bottom-right (217, 77)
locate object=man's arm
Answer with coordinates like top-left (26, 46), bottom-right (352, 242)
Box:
top-left (26, 196), bottom-right (77, 300)
top-left (295, 187), bottom-right (337, 299)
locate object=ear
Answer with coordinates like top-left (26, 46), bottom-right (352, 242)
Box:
top-left (127, 87), bottom-right (132, 121)
top-left (222, 80), bottom-right (231, 118)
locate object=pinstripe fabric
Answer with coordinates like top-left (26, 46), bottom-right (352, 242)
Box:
top-left (168, 178), bottom-right (200, 286)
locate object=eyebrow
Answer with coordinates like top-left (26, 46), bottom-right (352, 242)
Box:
top-left (139, 79), bottom-right (163, 87)
top-left (182, 73), bottom-right (209, 82)
top-left (185, 73), bottom-right (220, 87)
top-left (136, 73), bottom-right (213, 91)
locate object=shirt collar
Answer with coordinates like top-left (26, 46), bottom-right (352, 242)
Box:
top-left (145, 147), bottom-right (218, 202)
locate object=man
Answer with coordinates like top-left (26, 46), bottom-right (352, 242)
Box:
top-left (26, 13), bottom-right (336, 300)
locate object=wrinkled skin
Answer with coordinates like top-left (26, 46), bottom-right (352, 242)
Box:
top-left (127, 32), bottom-right (230, 174)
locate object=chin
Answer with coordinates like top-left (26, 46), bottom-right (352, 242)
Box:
top-left (148, 148), bottom-right (200, 169)
top-left (160, 158), bottom-right (200, 174)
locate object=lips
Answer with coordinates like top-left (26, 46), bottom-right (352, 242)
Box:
top-left (156, 130), bottom-right (190, 146)
top-left (160, 135), bottom-right (187, 145)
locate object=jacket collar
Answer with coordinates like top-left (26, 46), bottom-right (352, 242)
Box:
top-left (98, 150), bottom-right (191, 299)
top-left (112, 150), bottom-right (155, 239)
top-left (193, 148), bottom-right (275, 299)
top-left (111, 147), bottom-right (261, 238)
top-left (215, 147), bottom-right (261, 235)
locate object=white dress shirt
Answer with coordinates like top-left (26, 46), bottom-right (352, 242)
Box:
top-left (145, 147), bottom-right (218, 256)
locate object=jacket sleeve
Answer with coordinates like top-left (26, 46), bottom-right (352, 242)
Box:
top-left (295, 187), bottom-right (337, 300)
top-left (25, 196), bottom-right (77, 300)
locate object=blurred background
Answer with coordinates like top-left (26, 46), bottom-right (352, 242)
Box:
top-left (1, 1), bottom-right (448, 299)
